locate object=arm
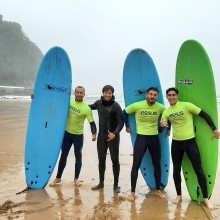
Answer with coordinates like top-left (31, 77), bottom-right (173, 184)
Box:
top-left (107, 103), bottom-right (124, 141)
top-left (113, 104), bottom-right (124, 135)
top-left (198, 110), bottom-right (216, 131)
top-left (122, 109), bottom-right (129, 127)
top-left (87, 105), bottom-right (97, 141)
top-left (198, 110), bottom-right (220, 139)
top-left (89, 100), bottom-right (99, 110)
top-left (89, 121), bottom-right (97, 141)
top-left (122, 109), bottom-right (131, 134)
top-left (159, 120), bottom-right (171, 133)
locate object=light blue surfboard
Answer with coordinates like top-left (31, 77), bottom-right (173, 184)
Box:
top-left (123, 48), bottom-right (170, 189)
top-left (25, 47), bottom-right (72, 189)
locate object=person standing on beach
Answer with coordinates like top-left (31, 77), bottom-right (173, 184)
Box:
top-left (123, 87), bottom-right (167, 202)
top-left (90, 85), bottom-right (124, 193)
top-left (49, 86), bottom-right (97, 187)
top-left (161, 87), bottom-right (220, 210)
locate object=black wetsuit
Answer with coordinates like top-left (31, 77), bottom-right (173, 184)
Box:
top-left (89, 96), bottom-right (124, 186)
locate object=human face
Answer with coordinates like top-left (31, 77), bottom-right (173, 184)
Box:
top-left (74, 87), bottom-right (85, 102)
top-left (146, 90), bottom-right (158, 105)
top-left (166, 91), bottom-right (178, 106)
top-left (103, 89), bottom-right (113, 101)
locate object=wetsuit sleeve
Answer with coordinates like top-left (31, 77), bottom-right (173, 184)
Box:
top-left (122, 109), bottom-right (129, 128)
top-left (89, 100), bottom-right (99, 110)
top-left (158, 120), bottom-right (171, 133)
top-left (89, 121), bottom-right (97, 135)
top-left (168, 120), bottom-right (171, 130)
top-left (158, 126), bottom-right (163, 133)
top-left (158, 105), bottom-right (168, 133)
top-left (198, 110), bottom-right (217, 131)
top-left (113, 103), bottom-right (124, 135)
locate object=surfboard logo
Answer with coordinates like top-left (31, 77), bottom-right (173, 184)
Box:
top-left (135, 89), bottom-right (147, 96)
top-left (44, 84), bottom-right (71, 93)
top-left (177, 79), bottom-right (193, 85)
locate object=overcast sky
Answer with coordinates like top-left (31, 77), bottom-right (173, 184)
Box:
top-left (1, 0), bottom-right (220, 96)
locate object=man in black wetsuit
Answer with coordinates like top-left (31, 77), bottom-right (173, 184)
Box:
top-left (90, 85), bottom-right (124, 193)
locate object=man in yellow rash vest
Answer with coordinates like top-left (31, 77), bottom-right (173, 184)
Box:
top-left (123, 87), bottom-right (167, 202)
top-left (49, 86), bottom-right (97, 187)
top-left (161, 87), bottom-right (220, 210)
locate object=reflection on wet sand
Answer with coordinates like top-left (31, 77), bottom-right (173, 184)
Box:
top-left (24, 189), bottom-right (55, 219)
top-left (51, 184), bottom-right (83, 219)
top-left (184, 200), bottom-right (213, 220)
top-left (1, 100), bottom-right (220, 220)
top-left (97, 190), bottom-right (126, 219)
top-left (129, 190), bottom-right (169, 220)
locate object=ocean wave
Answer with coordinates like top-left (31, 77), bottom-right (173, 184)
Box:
top-left (0, 95), bottom-right (219, 104)
top-left (0, 95), bottom-right (31, 100)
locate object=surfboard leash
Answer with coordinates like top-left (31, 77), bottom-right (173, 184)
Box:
top-left (196, 187), bottom-right (211, 220)
top-left (16, 186), bottom-right (30, 195)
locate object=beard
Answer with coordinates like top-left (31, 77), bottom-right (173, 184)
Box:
top-left (75, 96), bottom-right (83, 102)
top-left (148, 98), bottom-right (156, 104)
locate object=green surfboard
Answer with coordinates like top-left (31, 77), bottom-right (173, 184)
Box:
top-left (176, 39), bottom-right (218, 201)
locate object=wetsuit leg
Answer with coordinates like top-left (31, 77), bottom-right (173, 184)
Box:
top-left (185, 138), bottom-right (208, 198)
top-left (108, 134), bottom-right (120, 186)
top-left (171, 140), bottom-right (185, 195)
top-left (131, 135), bottom-right (148, 192)
top-left (97, 133), bottom-right (108, 183)
top-left (73, 134), bottom-right (84, 179)
top-left (56, 131), bottom-right (73, 178)
top-left (148, 135), bottom-right (161, 190)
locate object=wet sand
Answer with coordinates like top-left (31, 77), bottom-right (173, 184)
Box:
top-left (0, 99), bottom-right (220, 220)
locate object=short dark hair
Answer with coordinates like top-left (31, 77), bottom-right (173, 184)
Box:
top-left (147, 87), bottom-right (159, 94)
top-left (102, 85), bottom-right (114, 93)
top-left (166, 87), bottom-right (179, 95)
top-left (75, 86), bottom-right (85, 92)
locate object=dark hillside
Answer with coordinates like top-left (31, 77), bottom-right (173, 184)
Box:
top-left (0, 15), bottom-right (43, 87)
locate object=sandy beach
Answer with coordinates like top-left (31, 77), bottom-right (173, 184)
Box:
top-left (0, 99), bottom-right (220, 220)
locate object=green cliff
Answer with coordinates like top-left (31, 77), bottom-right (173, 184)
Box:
top-left (0, 15), bottom-right (43, 88)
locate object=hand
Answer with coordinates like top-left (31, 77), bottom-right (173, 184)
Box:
top-left (92, 134), bottom-right (96, 142)
top-left (107, 130), bottom-right (115, 141)
top-left (160, 119), bottom-right (169, 128)
top-left (211, 129), bottom-right (220, 140)
top-left (126, 127), bottom-right (131, 134)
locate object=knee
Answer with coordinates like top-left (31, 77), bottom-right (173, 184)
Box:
top-left (99, 157), bottom-right (106, 165)
top-left (112, 160), bottom-right (120, 167)
top-left (173, 166), bottom-right (181, 176)
top-left (60, 152), bottom-right (68, 161)
top-left (195, 167), bottom-right (205, 177)
top-left (153, 160), bottom-right (161, 169)
top-left (131, 160), bottom-right (140, 172)
top-left (75, 151), bottom-right (82, 160)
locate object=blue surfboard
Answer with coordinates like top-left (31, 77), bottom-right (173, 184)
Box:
top-left (25, 47), bottom-right (72, 189)
top-left (123, 48), bottom-right (170, 189)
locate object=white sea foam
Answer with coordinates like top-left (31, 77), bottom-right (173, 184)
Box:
top-left (0, 85), bottom-right (25, 89)
top-left (0, 95), bottom-right (31, 100)
top-left (0, 93), bottom-right (219, 104)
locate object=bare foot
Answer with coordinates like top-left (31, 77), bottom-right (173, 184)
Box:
top-left (160, 189), bottom-right (167, 194)
top-left (150, 190), bottom-right (167, 198)
top-left (49, 178), bottom-right (61, 187)
top-left (172, 195), bottom-right (182, 204)
top-left (74, 179), bottom-right (81, 187)
top-left (126, 193), bottom-right (135, 202)
top-left (204, 198), bottom-right (214, 210)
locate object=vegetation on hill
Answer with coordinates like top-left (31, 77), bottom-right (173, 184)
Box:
top-left (0, 15), bottom-right (43, 88)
